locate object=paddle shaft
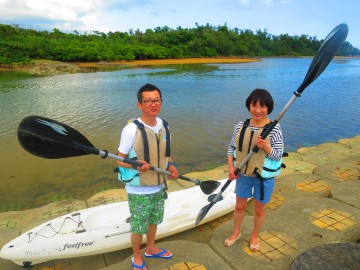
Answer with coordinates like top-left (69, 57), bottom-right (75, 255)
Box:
top-left (96, 149), bottom-right (200, 185)
top-left (71, 140), bottom-right (199, 183)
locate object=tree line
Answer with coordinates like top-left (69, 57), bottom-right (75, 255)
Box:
top-left (0, 23), bottom-right (359, 65)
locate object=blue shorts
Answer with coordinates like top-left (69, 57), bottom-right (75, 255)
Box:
top-left (235, 175), bottom-right (275, 204)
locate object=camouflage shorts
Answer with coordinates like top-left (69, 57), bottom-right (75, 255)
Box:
top-left (128, 190), bottom-right (165, 234)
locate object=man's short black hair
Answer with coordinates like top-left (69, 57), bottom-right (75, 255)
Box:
top-left (137, 83), bottom-right (162, 102)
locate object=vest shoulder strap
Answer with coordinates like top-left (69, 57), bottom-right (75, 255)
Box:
top-left (238, 119), bottom-right (251, 152)
top-left (133, 120), bottom-right (150, 164)
top-left (162, 119), bottom-right (171, 157)
top-left (133, 119), bottom-right (171, 162)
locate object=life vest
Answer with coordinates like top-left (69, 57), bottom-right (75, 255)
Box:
top-left (117, 119), bottom-right (171, 187)
top-left (234, 119), bottom-right (286, 200)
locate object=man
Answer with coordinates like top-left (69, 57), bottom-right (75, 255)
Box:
top-left (117, 83), bottom-right (178, 270)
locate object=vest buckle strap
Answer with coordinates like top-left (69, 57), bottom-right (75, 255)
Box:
top-left (253, 167), bottom-right (273, 201)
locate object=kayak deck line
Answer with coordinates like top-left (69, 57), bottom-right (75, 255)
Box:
top-left (105, 230), bottom-right (131, 238)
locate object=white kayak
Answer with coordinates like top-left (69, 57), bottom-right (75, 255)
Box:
top-left (0, 179), bottom-right (236, 267)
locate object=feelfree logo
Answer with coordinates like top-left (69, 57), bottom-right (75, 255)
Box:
top-left (62, 241), bottom-right (95, 251)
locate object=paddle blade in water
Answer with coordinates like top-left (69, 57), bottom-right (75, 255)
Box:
top-left (200, 180), bottom-right (221, 195)
top-left (17, 115), bottom-right (98, 159)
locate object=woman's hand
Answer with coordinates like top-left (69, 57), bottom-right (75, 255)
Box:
top-left (256, 136), bottom-right (272, 155)
top-left (227, 156), bottom-right (237, 180)
top-left (228, 164), bottom-right (238, 180)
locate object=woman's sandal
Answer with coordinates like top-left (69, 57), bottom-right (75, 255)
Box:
top-left (250, 240), bottom-right (260, 252)
top-left (224, 233), bottom-right (242, 247)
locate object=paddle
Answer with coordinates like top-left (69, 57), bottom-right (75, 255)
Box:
top-left (17, 116), bottom-right (220, 195)
top-left (195, 23), bottom-right (349, 226)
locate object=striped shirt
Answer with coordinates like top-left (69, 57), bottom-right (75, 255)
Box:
top-left (227, 121), bottom-right (284, 161)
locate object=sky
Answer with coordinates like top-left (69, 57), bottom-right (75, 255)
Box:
top-left (0, 0), bottom-right (359, 48)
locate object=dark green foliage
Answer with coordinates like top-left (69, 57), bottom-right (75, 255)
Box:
top-left (0, 23), bottom-right (358, 65)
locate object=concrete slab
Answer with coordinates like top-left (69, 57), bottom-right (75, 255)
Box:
top-left (331, 180), bottom-right (360, 209)
top-left (338, 135), bottom-right (360, 150)
top-left (103, 247), bottom-right (133, 267)
top-left (0, 259), bottom-right (21, 270)
top-left (70, 253), bottom-right (107, 269)
top-left (276, 173), bottom-right (333, 198)
top-left (279, 152), bottom-right (317, 176)
top-left (211, 197), bottom-right (360, 270)
top-left (267, 197), bottom-right (360, 244)
top-left (297, 143), bottom-right (360, 166)
top-left (314, 156), bottom-right (360, 182)
top-left (98, 240), bottom-right (233, 270)
top-left (246, 173), bottom-right (333, 216)
top-left (210, 217), bottom-right (297, 270)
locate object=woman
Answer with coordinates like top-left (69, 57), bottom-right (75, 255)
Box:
top-left (224, 89), bottom-right (284, 252)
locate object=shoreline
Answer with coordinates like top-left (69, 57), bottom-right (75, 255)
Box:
top-left (1, 57), bottom-right (259, 76)
top-left (1, 56), bottom-right (358, 76)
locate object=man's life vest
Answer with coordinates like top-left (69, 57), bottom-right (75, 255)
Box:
top-left (117, 119), bottom-right (171, 187)
top-left (234, 119), bottom-right (287, 200)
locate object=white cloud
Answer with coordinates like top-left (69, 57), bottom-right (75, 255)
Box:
top-left (0, 0), bottom-right (106, 22)
top-left (235, 0), bottom-right (250, 6)
top-left (235, 0), bottom-right (294, 7)
top-left (233, 0), bottom-right (275, 8)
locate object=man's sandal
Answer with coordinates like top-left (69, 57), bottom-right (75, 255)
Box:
top-left (131, 257), bottom-right (146, 270)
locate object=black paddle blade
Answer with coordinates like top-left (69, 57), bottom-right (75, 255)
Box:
top-left (195, 193), bottom-right (224, 227)
top-left (17, 115), bottom-right (98, 159)
top-left (297, 23), bottom-right (348, 94)
top-left (208, 194), bottom-right (223, 203)
top-left (195, 202), bottom-right (214, 226)
top-left (200, 180), bottom-right (220, 195)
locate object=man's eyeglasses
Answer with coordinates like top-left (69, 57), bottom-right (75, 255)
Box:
top-left (142, 98), bottom-right (162, 106)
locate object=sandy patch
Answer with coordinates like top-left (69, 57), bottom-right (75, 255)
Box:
top-left (76, 57), bottom-right (258, 68)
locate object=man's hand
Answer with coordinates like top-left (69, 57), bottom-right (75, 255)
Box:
top-left (168, 164), bottom-right (179, 178)
top-left (136, 160), bottom-right (151, 172)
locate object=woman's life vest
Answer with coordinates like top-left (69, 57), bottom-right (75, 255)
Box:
top-left (234, 119), bottom-right (284, 179)
top-left (233, 119), bottom-right (286, 200)
top-left (117, 119), bottom-right (171, 186)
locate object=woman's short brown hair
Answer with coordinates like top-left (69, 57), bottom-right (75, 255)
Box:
top-left (245, 88), bottom-right (274, 114)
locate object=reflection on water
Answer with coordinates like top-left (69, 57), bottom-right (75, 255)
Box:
top-left (0, 58), bottom-right (359, 211)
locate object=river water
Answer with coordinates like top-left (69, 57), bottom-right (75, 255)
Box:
top-left (0, 57), bottom-right (359, 210)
